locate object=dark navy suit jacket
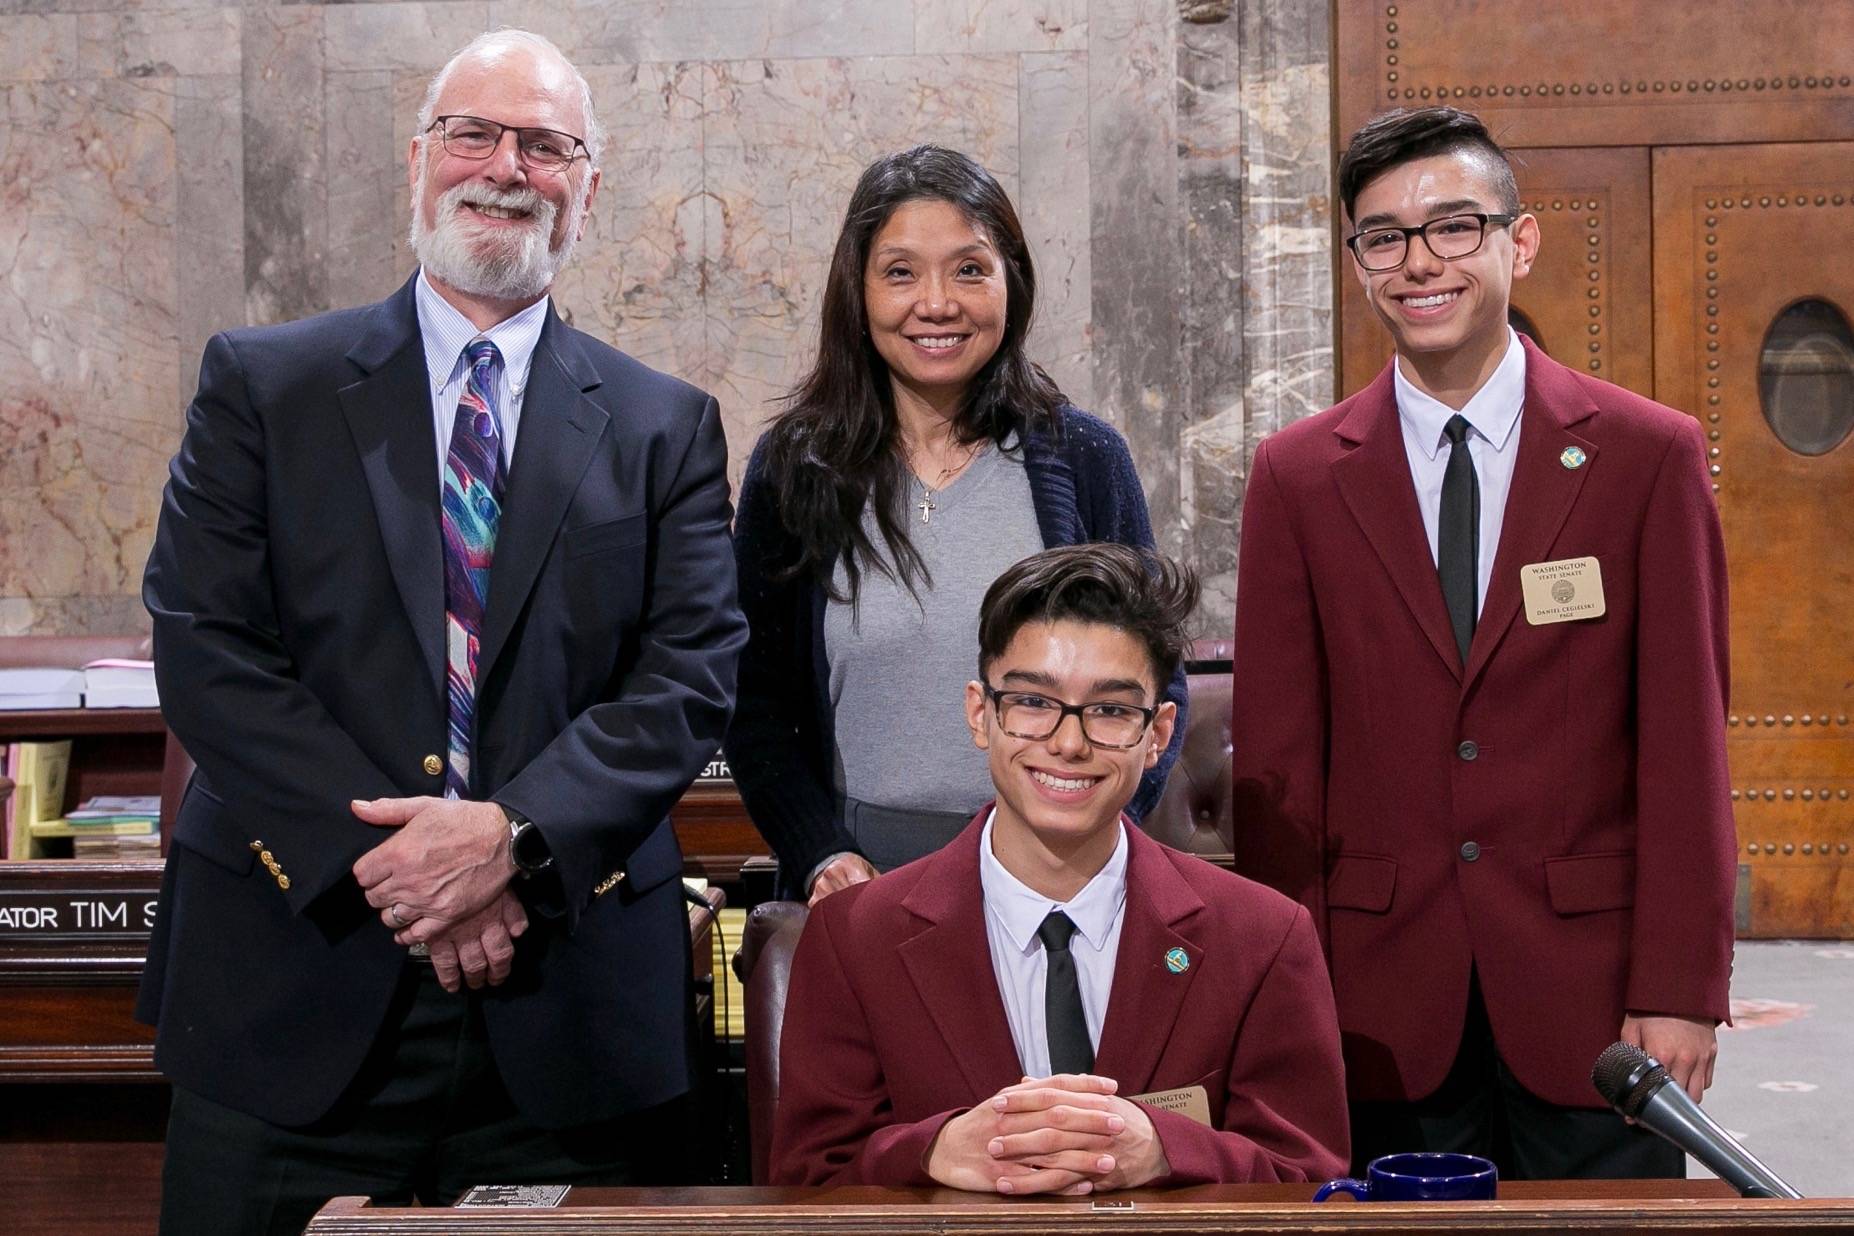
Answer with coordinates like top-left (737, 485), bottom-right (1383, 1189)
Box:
top-left (139, 274), bottom-right (747, 1128)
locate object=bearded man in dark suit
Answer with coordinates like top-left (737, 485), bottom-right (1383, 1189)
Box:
top-left (141, 29), bottom-right (745, 1235)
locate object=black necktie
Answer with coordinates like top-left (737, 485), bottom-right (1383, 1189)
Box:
top-left (1438, 413), bottom-right (1480, 666)
top-left (1037, 910), bottom-right (1093, 1075)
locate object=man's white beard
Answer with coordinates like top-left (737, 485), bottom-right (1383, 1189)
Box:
top-left (410, 164), bottom-right (585, 302)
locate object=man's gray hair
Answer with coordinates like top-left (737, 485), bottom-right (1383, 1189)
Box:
top-left (415, 29), bottom-right (604, 169)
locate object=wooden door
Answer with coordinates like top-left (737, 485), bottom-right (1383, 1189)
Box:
top-left (1339, 148), bottom-right (1653, 398)
top-left (1653, 143), bottom-right (1854, 937)
top-left (1335, 0), bottom-right (1854, 150)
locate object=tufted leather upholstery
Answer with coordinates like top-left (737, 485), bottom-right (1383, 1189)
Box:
top-left (1139, 669), bottom-right (1234, 859)
top-left (735, 899), bottom-right (810, 1183)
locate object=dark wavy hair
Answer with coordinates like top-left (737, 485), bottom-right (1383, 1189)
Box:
top-left (1337, 106), bottom-right (1520, 221)
top-left (978, 544), bottom-right (1200, 691)
top-left (758, 145), bottom-right (1065, 606)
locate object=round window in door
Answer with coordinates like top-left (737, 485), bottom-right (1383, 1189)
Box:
top-left (1758, 298), bottom-right (1854, 456)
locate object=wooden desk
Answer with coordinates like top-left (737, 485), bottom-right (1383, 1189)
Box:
top-left (304, 1181), bottom-right (1854, 1234)
top-left (0, 885), bottom-right (724, 1236)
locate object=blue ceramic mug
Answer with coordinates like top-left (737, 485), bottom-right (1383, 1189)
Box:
top-left (1313, 1152), bottom-right (1499, 1202)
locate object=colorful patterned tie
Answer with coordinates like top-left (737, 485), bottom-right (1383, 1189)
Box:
top-left (441, 339), bottom-right (505, 798)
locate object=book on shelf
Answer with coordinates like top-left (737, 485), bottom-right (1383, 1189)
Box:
top-left (66, 795), bottom-right (162, 823)
top-left (30, 817), bottom-right (157, 839)
top-left (0, 667), bottom-right (85, 711)
top-left (3, 740), bottom-right (74, 860)
top-left (81, 658), bottom-right (159, 709)
top-left (27, 793), bottom-right (163, 846)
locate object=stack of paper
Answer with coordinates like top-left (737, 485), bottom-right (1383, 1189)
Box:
top-left (0, 667), bottom-right (85, 711)
top-left (82, 659), bottom-right (159, 709)
top-left (39, 795), bottom-right (162, 858)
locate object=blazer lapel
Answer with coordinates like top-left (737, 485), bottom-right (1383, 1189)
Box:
top-left (1330, 364), bottom-right (1463, 679)
top-left (1463, 340), bottom-right (1599, 690)
top-left (897, 816), bottom-right (1034, 1098)
top-left (1091, 826), bottom-right (1206, 1096)
top-left (475, 310), bottom-right (609, 687)
top-left (338, 277), bottom-right (446, 699)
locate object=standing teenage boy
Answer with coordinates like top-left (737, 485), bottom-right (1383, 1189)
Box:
top-left (773, 544), bottom-right (1348, 1192)
top-left (1232, 106), bottom-right (1734, 1178)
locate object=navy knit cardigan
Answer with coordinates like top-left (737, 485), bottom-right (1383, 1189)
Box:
top-left (723, 405), bottom-right (1190, 888)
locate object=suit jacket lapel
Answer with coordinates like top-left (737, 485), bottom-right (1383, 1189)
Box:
top-left (1463, 340), bottom-right (1599, 690)
top-left (475, 310), bottom-right (609, 687)
top-left (338, 277), bottom-right (446, 699)
top-left (897, 815), bottom-right (1037, 1098)
top-left (1092, 826), bottom-right (1206, 1096)
top-left (1331, 364), bottom-right (1463, 679)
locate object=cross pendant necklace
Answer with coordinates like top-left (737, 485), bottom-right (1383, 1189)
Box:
top-left (911, 438), bottom-right (980, 526)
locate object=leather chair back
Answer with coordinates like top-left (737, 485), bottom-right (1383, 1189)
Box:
top-left (1140, 668), bottom-right (1234, 858)
top-left (734, 899), bottom-right (809, 1184)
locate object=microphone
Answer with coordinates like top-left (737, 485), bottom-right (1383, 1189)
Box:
top-left (1591, 1041), bottom-right (1802, 1199)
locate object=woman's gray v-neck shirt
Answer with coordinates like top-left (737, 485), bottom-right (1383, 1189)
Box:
top-left (823, 443), bottom-right (1045, 813)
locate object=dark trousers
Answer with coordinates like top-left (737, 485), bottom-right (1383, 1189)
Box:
top-left (159, 963), bottom-right (691, 1236)
top-left (1348, 972), bottom-right (1683, 1180)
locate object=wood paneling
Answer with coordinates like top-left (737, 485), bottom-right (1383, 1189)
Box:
top-left (300, 1179), bottom-right (1854, 1236)
top-left (1336, 1), bottom-right (1854, 149)
top-left (1653, 143), bottom-right (1854, 937)
top-left (1340, 148), bottom-right (1652, 398)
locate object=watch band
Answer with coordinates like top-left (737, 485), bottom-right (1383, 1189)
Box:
top-left (501, 808), bottom-right (554, 877)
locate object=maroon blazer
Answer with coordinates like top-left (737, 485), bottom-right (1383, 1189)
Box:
top-left (1230, 338), bottom-right (1735, 1109)
top-left (769, 811), bottom-right (1349, 1187)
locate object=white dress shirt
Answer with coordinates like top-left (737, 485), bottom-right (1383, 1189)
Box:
top-left (414, 268), bottom-right (549, 494)
top-left (1394, 327), bottom-right (1527, 616)
top-left (978, 810), bottom-right (1129, 1078)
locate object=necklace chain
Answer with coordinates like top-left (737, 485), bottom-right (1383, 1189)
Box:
top-left (911, 438), bottom-right (981, 525)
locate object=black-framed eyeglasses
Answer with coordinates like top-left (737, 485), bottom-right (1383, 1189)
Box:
top-left (981, 681), bottom-right (1158, 750)
top-left (1346, 212), bottom-right (1518, 272)
top-left (425, 115), bottom-right (589, 173)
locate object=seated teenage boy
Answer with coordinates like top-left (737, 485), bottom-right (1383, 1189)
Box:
top-left (770, 544), bottom-right (1348, 1192)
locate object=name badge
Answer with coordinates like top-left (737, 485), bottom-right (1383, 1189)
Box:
top-left (1521, 557), bottom-right (1607, 625)
top-left (1127, 1083), bottom-right (1212, 1127)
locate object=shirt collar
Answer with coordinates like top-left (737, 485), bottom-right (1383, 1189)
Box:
top-left (1394, 327), bottom-right (1527, 459)
top-left (414, 268), bottom-right (550, 399)
top-left (979, 808), bottom-right (1129, 955)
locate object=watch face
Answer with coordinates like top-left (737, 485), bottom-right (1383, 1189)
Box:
top-left (511, 821), bottom-right (553, 873)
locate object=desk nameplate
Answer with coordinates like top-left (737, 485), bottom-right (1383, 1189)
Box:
top-left (0, 885), bottom-right (159, 942)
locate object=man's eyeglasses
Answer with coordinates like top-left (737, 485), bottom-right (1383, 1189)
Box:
top-left (981, 681), bottom-right (1158, 750)
top-left (1346, 212), bottom-right (1518, 272)
top-left (425, 115), bottom-right (589, 173)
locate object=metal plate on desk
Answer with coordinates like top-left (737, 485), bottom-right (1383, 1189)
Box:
top-left (0, 885), bottom-right (158, 941)
top-left (0, 864), bottom-right (161, 947)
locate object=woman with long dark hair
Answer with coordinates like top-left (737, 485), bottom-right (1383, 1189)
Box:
top-left (726, 145), bottom-right (1188, 903)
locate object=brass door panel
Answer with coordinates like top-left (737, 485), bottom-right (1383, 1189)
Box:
top-left (1336, 0), bottom-right (1854, 149)
top-left (1340, 148), bottom-right (1652, 400)
top-left (1653, 142), bottom-right (1854, 937)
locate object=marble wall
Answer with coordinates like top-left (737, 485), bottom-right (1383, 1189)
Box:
top-left (0, 0), bottom-right (1333, 639)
